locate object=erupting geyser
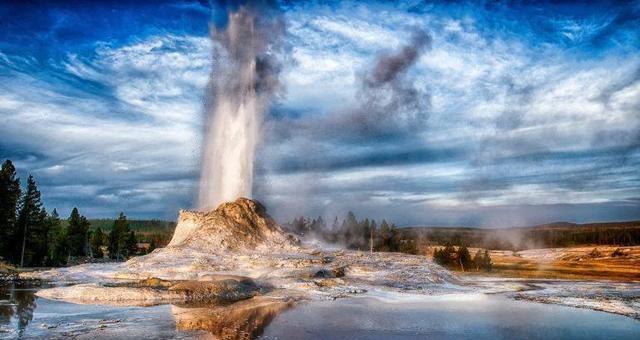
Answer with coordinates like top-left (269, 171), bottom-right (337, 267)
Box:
top-left (198, 5), bottom-right (283, 210)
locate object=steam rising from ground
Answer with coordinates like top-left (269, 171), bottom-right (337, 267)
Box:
top-left (198, 5), bottom-right (283, 210)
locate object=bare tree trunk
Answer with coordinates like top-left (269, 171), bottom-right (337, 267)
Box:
top-left (370, 230), bottom-right (373, 253)
top-left (20, 223), bottom-right (27, 267)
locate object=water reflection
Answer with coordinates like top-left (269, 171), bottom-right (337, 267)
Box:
top-left (0, 280), bottom-right (294, 339)
top-left (0, 281), bottom-right (40, 336)
top-left (172, 296), bottom-right (294, 339)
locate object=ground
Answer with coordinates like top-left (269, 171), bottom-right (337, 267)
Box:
top-left (21, 245), bottom-right (640, 321)
top-left (465, 246), bottom-right (640, 281)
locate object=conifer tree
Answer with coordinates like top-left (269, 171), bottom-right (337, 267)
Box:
top-left (434, 243), bottom-right (456, 267)
top-left (47, 209), bottom-right (67, 266)
top-left (361, 218), bottom-right (370, 250)
top-left (149, 236), bottom-right (158, 252)
top-left (109, 212), bottom-right (131, 260)
top-left (67, 207), bottom-right (90, 257)
top-left (16, 175), bottom-right (46, 266)
top-left (0, 160), bottom-right (20, 262)
top-left (483, 249), bottom-right (492, 272)
top-left (379, 220), bottom-right (391, 251)
top-left (473, 249), bottom-right (484, 271)
top-left (433, 248), bottom-right (445, 265)
top-left (126, 231), bottom-right (138, 257)
top-left (90, 227), bottom-right (105, 258)
top-left (457, 245), bottom-right (472, 271)
top-left (31, 207), bottom-right (50, 265)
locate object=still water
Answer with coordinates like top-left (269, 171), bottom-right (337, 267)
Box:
top-left (1, 281), bottom-right (639, 339)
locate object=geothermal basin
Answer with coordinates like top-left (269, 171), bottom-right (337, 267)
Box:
top-left (6, 198), bottom-right (640, 339)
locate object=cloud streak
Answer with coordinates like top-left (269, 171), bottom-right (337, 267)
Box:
top-left (0, 1), bottom-right (638, 226)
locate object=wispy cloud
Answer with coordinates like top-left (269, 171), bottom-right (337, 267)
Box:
top-left (0, 1), bottom-right (638, 225)
top-left (0, 34), bottom-right (209, 218)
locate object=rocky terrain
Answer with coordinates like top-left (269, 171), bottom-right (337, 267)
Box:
top-left (29, 198), bottom-right (456, 306)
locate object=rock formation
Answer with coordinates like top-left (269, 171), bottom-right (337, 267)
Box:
top-left (168, 197), bottom-right (299, 252)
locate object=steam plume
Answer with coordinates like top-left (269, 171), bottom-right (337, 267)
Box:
top-left (354, 29), bottom-right (432, 136)
top-left (198, 4), bottom-right (283, 210)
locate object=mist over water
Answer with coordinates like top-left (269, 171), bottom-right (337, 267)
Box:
top-left (198, 5), bottom-right (283, 210)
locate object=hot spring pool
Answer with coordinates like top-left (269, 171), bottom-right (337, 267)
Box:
top-left (1, 281), bottom-right (639, 339)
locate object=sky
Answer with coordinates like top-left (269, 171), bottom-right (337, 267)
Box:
top-left (0, 0), bottom-right (639, 227)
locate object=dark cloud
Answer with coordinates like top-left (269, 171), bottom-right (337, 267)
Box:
top-left (343, 29), bottom-right (432, 139)
top-left (270, 146), bottom-right (462, 174)
top-left (347, 30), bottom-right (432, 137)
top-left (264, 28), bottom-right (432, 145)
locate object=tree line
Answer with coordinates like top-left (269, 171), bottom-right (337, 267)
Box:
top-left (283, 212), bottom-right (493, 271)
top-left (433, 244), bottom-right (492, 272)
top-left (284, 211), bottom-right (418, 254)
top-left (0, 160), bottom-right (142, 267)
top-left (401, 223), bottom-right (640, 251)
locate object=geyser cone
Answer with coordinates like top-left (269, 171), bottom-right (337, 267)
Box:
top-left (169, 198), bottom-right (298, 252)
top-left (198, 6), bottom-right (283, 210)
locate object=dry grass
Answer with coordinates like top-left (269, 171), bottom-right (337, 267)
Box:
top-left (427, 245), bottom-right (640, 282)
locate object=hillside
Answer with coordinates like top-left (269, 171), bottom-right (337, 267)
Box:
top-left (402, 220), bottom-right (640, 250)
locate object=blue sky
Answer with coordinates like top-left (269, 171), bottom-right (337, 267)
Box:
top-left (1, 1), bottom-right (639, 226)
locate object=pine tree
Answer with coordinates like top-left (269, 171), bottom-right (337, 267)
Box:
top-left (47, 209), bottom-right (67, 266)
top-left (434, 243), bottom-right (456, 267)
top-left (109, 212), bottom-right (131, 260)
top-left (16, 175), bottom-right (46, 266)
top-left (67, 207), bottom-right (89, 257)
top-left (361, 218), bottom-right (370, 250)
top-left (331, 216), bottom-right (339, 230)
top-left (483, 250), bottom-right (492, 272)
top-left (433, 247), bottom-right (451, 266)
top-left (149, 236), bottom-right (158, 252)
top-left (328, 216), bottom-right (340, 243)
top-left (379, 220), bottom-right (391, 251)
top-left (389, 223), bottom-right (401, 252)
top-left (31, 207), bottom-right (50, 265)
top-left (90, 227), bottom-right (105, 258)
top-left (472, 249), bottom-right (484, 271)
top-left (457, 245), bottom-right (472, 271)
top-left (126, 231), bottom-right (138, 257)
top-left (0, 160), bottom-right (21, 263)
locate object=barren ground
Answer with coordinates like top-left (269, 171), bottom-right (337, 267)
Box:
top-left (463, 246), bottom-right (640, 281)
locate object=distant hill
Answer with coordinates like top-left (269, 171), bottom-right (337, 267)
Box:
top-left (401, 220), bottom-right (640, 250)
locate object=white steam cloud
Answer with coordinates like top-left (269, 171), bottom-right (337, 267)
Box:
top-left (198, 6), bottom-right (283, 210)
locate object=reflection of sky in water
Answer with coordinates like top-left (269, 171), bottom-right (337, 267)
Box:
top-left (264, 295), bottom-right (640, 339)
top-left (2, 281), bottom-right (639, 339)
